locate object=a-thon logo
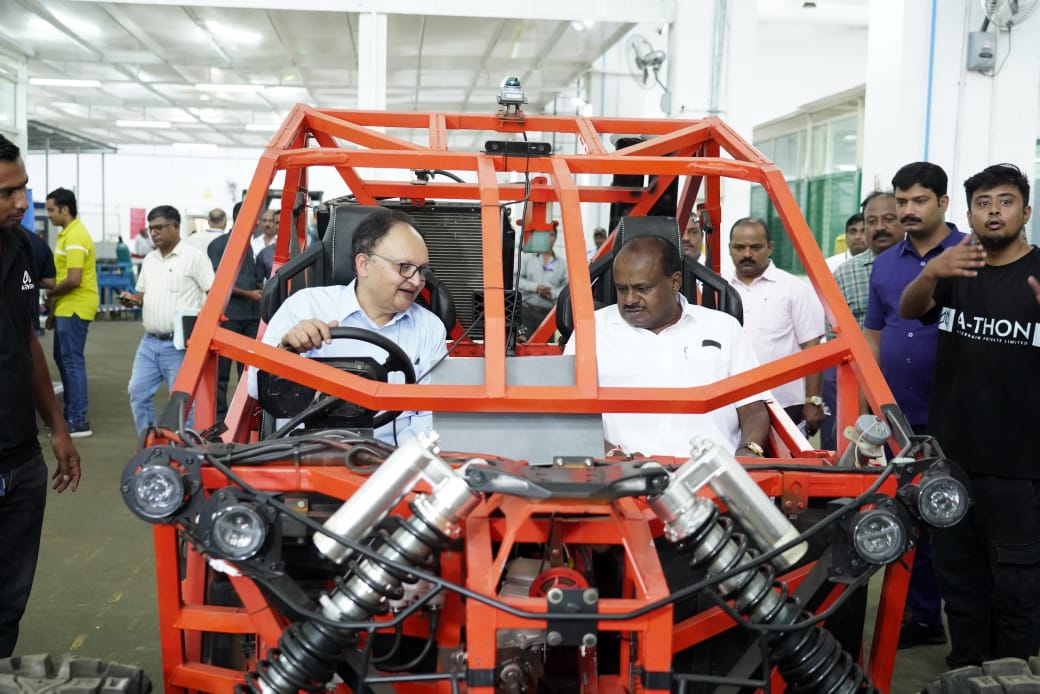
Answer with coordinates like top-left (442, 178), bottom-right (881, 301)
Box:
top-left (940, 306), bottom-right (1040, 347)
top-left (21, 270), bottom-right (34, 292)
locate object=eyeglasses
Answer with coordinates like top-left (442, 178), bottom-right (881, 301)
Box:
top-left (147, 222), bottom-right (175, 234)
top-left (368, 252), bottom-right (430, 279)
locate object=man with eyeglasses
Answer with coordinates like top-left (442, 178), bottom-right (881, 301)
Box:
top-left (247, 208), bottom-right (447, 444)
top-left (120, 205), bottom-right (215, 432)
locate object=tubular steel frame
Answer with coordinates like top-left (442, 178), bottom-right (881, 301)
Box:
top-left (146, 105), bottom-right (909, 693)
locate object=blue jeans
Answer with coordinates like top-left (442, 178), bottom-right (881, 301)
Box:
top-left (0, 453), bottom-right (48, 658)
top-left (127, 334), bottom-right (192, 433)
top-left (54, 314), bottom-right (90, 427)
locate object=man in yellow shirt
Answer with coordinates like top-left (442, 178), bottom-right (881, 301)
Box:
top-left (45, 188), bottom-right (98, 437)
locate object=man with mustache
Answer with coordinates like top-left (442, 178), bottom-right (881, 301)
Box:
top-left (832, 192), bottom-right (906, 331)
top-left (681, 213), bottom-right (704, 263)
top-left (727, 217), bottom-right (826, 434)
top-left (819, 194), bottom-right (906, 449)
top-left (123, 205), bottom-right (215, 433)
top-left (900, 163), bottom-right (1040, 667)
top-left (247, 208), bottom-right (447, 445)
top-left (563, 235), bottom-right (769, 458)
top-left (864, 161), bottom-right (966, 651)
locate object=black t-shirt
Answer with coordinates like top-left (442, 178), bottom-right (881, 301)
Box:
top-left (22, 226), bottom-right (54, 331)
top-left (927, 246), bottom-right (1040, 478)
top-left (0, 225), bottom-right (42, 470)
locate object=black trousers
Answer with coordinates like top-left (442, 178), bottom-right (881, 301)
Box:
top-left (0, 452), bottom-right (48, 658)
top-left (215, 319), bottom-right (259, 421)
top-left (934, 474), bottom-right (1040, 665)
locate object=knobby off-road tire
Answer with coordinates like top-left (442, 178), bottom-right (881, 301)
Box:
top-left (923, 657), bottom-right (1040, 693)
top-left (0, 653), bottom-right (151, 694)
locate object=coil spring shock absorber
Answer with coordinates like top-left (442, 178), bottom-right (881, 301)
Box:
top-left (238, 438), bottom-right (482, 694)
top-left (648, 437), bottom-right (880, 694)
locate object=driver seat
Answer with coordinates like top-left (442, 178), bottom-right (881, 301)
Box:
top-left (259, 204), bottom-right (458, 333)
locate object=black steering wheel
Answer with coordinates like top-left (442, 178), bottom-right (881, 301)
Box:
top-left (321, 326), bottom-right (416, 430)
top-left (261, 326), bottom-right (417, 433)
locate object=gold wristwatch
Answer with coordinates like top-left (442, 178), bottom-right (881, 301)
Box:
top-left (805, 395), bottom-right (824, 407)
top-left (739, 441), bottom-right (764, 456)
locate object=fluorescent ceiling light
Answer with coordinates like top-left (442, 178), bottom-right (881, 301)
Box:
top-left (204, 21), bottom-right (261, 44)
top-left (172, 142), bottom-right (218, 150)
top-left (195, 83), bottom-right (264, 93)
top-left (30, 78), bottom-right (101, 88)
top-left (116, 119), bottom-right (172, 129)
top-left (245, 123), bottom-right (279, 131)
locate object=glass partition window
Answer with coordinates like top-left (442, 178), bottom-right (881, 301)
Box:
top-left (752, 113), bottom-right (862, 274)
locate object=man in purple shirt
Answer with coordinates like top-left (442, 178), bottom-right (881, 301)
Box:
top-left (864, 161), bottom-right (966, 650)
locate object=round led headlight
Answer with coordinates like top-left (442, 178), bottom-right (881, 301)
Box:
top-left (914, 475), bottom-right (969, 528)
top-left (211, 504), bottom-right (268, 560)
top-left (130, 464), bottom-right (186, 520)
top-left (850, 507), bottom-right (907, 565)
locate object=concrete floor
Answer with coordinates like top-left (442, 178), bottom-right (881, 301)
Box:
top-left (14, 319), bottom-right (951, 693)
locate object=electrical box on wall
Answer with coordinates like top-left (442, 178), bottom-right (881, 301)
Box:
top-left (966, 31), bottom-right (996, 72)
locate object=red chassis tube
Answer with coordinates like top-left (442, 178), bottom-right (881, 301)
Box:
top-left (146, 105), bottom-right (908, 693)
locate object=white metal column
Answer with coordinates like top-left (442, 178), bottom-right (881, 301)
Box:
top-left (861, 1), bottom-right (1040, 229)
top-left (357, 11), bottom-right (387, 111)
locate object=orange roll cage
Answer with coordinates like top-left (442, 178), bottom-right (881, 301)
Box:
top-left (141, 104), bottom-right (909, 694)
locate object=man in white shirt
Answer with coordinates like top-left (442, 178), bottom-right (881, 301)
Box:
top-left (120, 205), bottom-right (215, 432)
top-left (824, 213), bottom-right (867, 273)
top-left (251, 208), bottom-right (278, 258)
top-left (185, 208), bottom-right (227, 253)
top-left (728, 217), bottom-right (825, 434)
top-left (564, 235), bottom-right (769, 458)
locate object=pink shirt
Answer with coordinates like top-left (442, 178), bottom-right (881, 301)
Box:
top-left (728, 262), bottom-right (824, 409)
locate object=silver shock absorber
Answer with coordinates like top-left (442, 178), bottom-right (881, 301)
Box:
top-left (239, 433), bottom-right (481, 694)
top-left (648, 436), bottom-right (880, 694)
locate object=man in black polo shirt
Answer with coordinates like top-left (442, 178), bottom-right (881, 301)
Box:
top-left (0, 134), bottom-right (81, 658)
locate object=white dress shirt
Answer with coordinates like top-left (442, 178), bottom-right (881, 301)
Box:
top-left (135, 243), bottom-right (215, 334)
top-left (564, 296), bottom-right (767, 456)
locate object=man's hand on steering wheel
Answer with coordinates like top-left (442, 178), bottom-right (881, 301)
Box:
top-left (280, 319), bottom-right (340, 352)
